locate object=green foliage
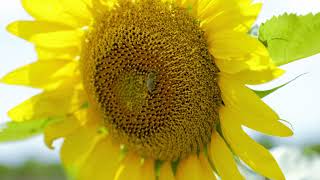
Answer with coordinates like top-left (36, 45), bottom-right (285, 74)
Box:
top-left (0, 119), bottom-right (56, 142)
top-left (259, 13), bottom-right (320, 66)
top-left (258, 138), bottom-right (274, 150)
top-left (0, 161), bottom-right (66, 180)
top-left (304, 145), bottom-right (320, 155)
top-left (254, 74), bottom-right (305, 98)
top-left (254, 85), bottom-right (286, 98)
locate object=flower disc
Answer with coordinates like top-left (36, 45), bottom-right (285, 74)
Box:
top-left (81, 0), bottom-right (222, 160)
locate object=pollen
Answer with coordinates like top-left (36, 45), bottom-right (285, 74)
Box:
top-left (81, 0), bottom-right (223, 161)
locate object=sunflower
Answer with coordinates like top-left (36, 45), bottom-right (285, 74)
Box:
top-left (3, 0), bottom-right (293, 179)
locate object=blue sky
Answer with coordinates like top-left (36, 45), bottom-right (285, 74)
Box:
top-left (0, 0), bottom-right (320, 165)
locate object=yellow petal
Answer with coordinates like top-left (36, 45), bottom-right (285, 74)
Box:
top-left (60, 0), bottom-right (92, 24)
top-left (176, 154), bottom-right (199, 180)
top-left (8, 79), bottom-right (86, 122)
top-left (219, 75), bottom-right (293, 137)
top-left (114, 153), bottom-right (142, 180)
top-left (197, 0), bottom-right (212, 13)
top-left (176, 154), bottom-right (215, 180)
top-left (209, 131), bottom-right (243, 180)
top-left (30, 30), bottom-right (83, 48)
top-left (44, 107), bottom-right (89, 149)
top-left (60, 125), bottom-right (100, 167)
top-left (0, 60), bottom-right (77, 88)
top-left (36, 46), bottom-right (79, 60)
top-left (6, 21), bottom-right (72, 41)
top-left (21, 0), bottom-right (91, 27)
top-left (231, 108), bottom-right (292, 137)
top-left (199, 0), bottom-right (261, 33)
top-left (78, 136), bottom-right (122, 180)
top-left (220, 75), bottom-right (277, 121)
top-left (89, 0), bottom-right (116, 17)
top-left (208, 31), bottom-right (260, 60)
top-left (216, 58), bottom-right (284, 85)
top-left (208, 31), bottom-right (283, 84)
top-left (220, 107), bottom-right (285, 180)
top-left (235, 67), bottom-right (285, 85)
top-left (198, 153), bottom-right (217, 180)
top-left (44, 115), bottom-right (81, 149)
top-left (159, 162), bottom-right (175, 180)
top-left (215, 58), bottom-right (251, 74)
top-left (141, 159), bottom-right (156, 180)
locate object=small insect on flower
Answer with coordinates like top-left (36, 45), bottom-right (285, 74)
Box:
top-left (2, 0), bottom-right (295, 179)
top-left (146, 71), bottom-right (157, 94)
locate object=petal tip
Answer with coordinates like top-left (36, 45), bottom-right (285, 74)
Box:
top-left (44, 137), bottom-right (55, 150)
top-left (6, 22), bottom-right (18, 35)
top-left (281, 125), bottom-right (294, 137)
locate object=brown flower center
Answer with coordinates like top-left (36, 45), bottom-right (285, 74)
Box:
top-left (81, 0), bottom-right (222, 160)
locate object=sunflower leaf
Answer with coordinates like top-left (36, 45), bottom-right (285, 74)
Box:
top-left (259, 13), bottom-right (320, 66)
top-left (0, 119), bottom-right (55, 142)
top-left (254, 73), bottom-right (306, 98)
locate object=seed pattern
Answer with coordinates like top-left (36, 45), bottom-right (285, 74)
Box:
top-left (81, 0), bottom-right (223, 160)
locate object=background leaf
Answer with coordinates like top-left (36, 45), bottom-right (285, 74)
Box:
top-left (0, 119), bottom-right (55, 142)
top-left (254, 73), bottom-right (306, 98)
top-left (259, 13), bottom-right (320, 66)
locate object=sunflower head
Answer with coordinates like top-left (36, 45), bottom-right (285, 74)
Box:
top-left (81, 0), bottom-right (222, 161)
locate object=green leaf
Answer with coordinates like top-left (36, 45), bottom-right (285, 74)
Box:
top-left (0, 119), bottom-right (55, 142)
top-left (304, 145), bottom-right (320, 155)
top-left (0, 102), bottom-right (89, 143)
top-left (259, 13), bottom-right (320, 66)
top-left (254, 73), bottom-right (306, 98)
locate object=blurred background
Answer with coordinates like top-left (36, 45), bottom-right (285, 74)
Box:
top-left (0, 0), bottom-right (320, 179)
